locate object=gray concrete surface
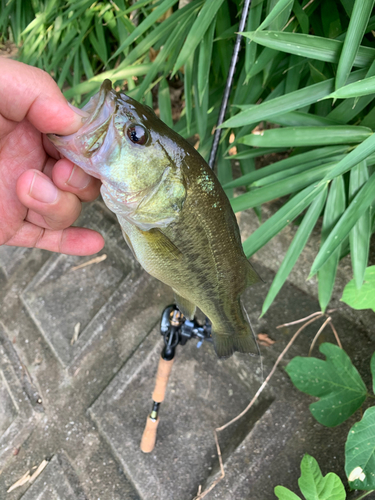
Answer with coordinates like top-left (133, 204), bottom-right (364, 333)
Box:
top-left (0, 199), bottom-right (374, 500)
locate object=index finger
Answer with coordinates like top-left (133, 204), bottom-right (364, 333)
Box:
top-left (0, 59), bottom-right (84, 135)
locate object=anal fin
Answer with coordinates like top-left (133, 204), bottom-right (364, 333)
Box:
top-left (173, 290), bottom-right (196, 320)
top-left (245, 260), bottom-right (263, 286)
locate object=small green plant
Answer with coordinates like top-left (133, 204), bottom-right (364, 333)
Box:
top-left (285, 345), bottom-right (375, 495)
top-left (341, 266), bottom-right (375, 312)
top-left (275, 454), bottom-right (346, 500)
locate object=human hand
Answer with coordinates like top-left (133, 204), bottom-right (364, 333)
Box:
top-left (0, 59), bottom-right (104, 255)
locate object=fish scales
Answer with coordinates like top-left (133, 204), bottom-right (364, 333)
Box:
top-left (48, 80), bottom-right (260, 358)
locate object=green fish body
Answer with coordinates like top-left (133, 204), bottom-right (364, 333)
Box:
top-left (49, 80), bottom-right (260, 358)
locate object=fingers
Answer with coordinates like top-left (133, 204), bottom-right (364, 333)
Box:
top-left (5, 222), bottom-right (105, 255)
top-left (0, 59), bottom-right (84, 135)
top-left (52, 159), bottom-right (101, 202)
top-left (17, 169), bottom-right (82, 230)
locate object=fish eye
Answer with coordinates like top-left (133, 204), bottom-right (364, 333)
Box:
top-left (126, 124), bottom-right (148, 145)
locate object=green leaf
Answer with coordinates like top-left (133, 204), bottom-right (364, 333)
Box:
top-left (184, 52), bottom-right (194, 136)
top-left (245, 0), bottom-right (263, 75)
top-left (286, 343), bottom-right (367, 427)
top-left (224, 146), bottom-right (349, 189)
top-left (221, 68), bottom-right (367, 129)
top-left (225, 147), bottom-right (286, 161)
top-left (323, 133), bottom-right (375, 182)
top-left (318, 176), bottom-right (346, 312)
top-left (115, 0), bottom-right (202, 71)
top-left (193, 49), bottom-right (209, 141)
top-left (158, 79), bottom-right (173, 128)
top-left (285, 55), bottom-right (306, 93)
top-left (321, 1), bottom-right (342, 39)
top-left (253, 156), bottom-right (345, 188)
top-left (94, 15), bottom-right (108, 63)
top-left (238, 126), bottom-right (371, 148)
top-left (341, 266), bottom-right (375, 312)
top-left (261, 187), bottom-right (328, 316)
top-left (245, 46), bottom-right (278, 81)
top-left (275, 455), bottom-right (346, 500)
top-left (274, 485), bottom-right (302, 500)
top-left (198, 16), bottom-right (216, 105)
top-left (217, 142), bottom-right (232, 199)
top-left (310, 173), bottom-right (375, 277)
top-left (346, 406), bottom-right (375, 490)
top-left (230, 161), bottom-right (335, 213)
top-left (172, 0), bottom-right (225, 77)
top-left (63, 64), bottom-right (152, 99)
top-left (298, 455), bottom-right (346, 500)
top-left (349, 162), bottom-right (371, 289)
top-left (135, 8), bottom-right (196, 100)
top-left (257, 0), bottom-right (294, 31)
top-left (335, 0), bottom-right (375, 90)
top-left (241, 31), bottom-right (375, 68)
top-left (80, 44), bottom-right (94, 80)
top-left (329, 74), bottom-right (375, 99)
top-left (268, 111), bottom-right (340, 128)
top-left (111, 0), bottom-right (180, 61)
top-left (296, 4), bottom-right (310, 32)
top-left (242, 183), bottom-right (325, 257)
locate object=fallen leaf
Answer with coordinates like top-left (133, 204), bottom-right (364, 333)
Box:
top-left (71, 322), bottom-right (81, 345)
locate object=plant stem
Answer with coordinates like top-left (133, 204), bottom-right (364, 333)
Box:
top-left (352, 490), bottom-right (375, 500)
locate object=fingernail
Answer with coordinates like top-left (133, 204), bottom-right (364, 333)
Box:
top-left (66, 165), bottom-right (91, 189)
top-left (67, 101), bottom-right (89, 118)
top-left (29, 172), bottom-right (58, 203)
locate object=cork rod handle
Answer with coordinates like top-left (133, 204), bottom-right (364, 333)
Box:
top-left (152, 357), bottom-right (175, 403)
top-left (140, 416), bottom-right (159, 453)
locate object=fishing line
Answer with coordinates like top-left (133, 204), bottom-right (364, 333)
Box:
top-left (208, 0), bottom-right (263, 381)
top-left (242, 301), bottom-right (264, 385)
top-left (208, 0), bottom-right (253, 170)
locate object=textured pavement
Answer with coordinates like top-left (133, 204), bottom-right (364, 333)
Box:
top-left (0, 199), bottom-right (374, 500)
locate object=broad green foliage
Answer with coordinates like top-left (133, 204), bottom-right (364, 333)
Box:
top-left (341, 266), bottom-right (375, 311)
top-left (286, 343), bottom-right (367, 427)
top-left (274, 455), bottom-right (346, 500)
top-left (285, 352), bottom-right (375, 495)
top-left (346, 406), bottom-right (375, 490)
top-left (3, 0), bottom-right (375, 314)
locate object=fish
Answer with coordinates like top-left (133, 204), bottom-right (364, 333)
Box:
top-left (48, 79), bottom-right (261, 358)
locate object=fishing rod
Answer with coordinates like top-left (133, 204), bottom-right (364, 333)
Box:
top-left (140, 0), bottom-right (253, 453)
top-left (140, 306), bottom-right (212, 452)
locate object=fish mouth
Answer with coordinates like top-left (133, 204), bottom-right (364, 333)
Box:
top-left (48, 79), bottom-right (117, 159)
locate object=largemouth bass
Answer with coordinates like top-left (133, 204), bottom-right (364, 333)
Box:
top-left (49, 80), bottom-right (260, 358)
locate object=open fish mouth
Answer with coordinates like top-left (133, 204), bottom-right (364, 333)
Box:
top-left (47, 80), bottom-right (118, 167)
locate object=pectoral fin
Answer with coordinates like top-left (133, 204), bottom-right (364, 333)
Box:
top-left (173, 290), bottom-right (196, 320)
top-left (121, 229), bottom-right (139, 262)
top-left (142, 228), bottom-right (183, 262)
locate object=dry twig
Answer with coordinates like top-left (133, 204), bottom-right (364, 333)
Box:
top-left (7, 459), bottom-right (48, 492)
top-left (71, 254), bottom-right (107, 271)
top-left (193, 310), bottom-right (342, 500)
top-left (308, 316), bottom-right (332, 356)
